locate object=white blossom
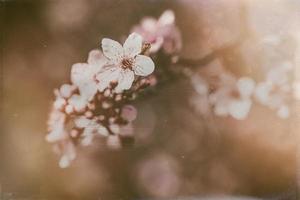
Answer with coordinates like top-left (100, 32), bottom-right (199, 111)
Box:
top-left (58, 141), bottom-right (76, 168)
top-left (132, 10), bottom-right (182, 54)
top-left (254, 63), bottom-right (292, 118)
top-left (210, 76), bottom-right (255, 120)
top-left (75, 116), bottom-right (109, 138)
top-left (96, 33), bottom-right (155, 93)
top-left (46, 109), bottom-right (67, 142)
top-left (71, 50), bottom-right (106, 101)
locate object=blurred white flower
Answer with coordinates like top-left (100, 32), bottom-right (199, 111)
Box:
top-left (190, 75), bottom-right (211, 115)
top-left (97, 33), bottom-right (155, 93)
top-left (254, 63), bottom-right (292, 119)
top-left (132, 10), bottom-right (182, 54)
top-left (58, 140), bottom-right (76, 168)
top-left (210, 76), bottom-right (255, 120)
top-left (71, 50), bottom-right (106, 101)
top-left (59, 84), bottom-right (76, 98)
top-left (74, 116), bottom-right (109, 145)
top-left (68, 94), bottom-right (88, 112)
top-left (46, 109), bottom-right (67, 142)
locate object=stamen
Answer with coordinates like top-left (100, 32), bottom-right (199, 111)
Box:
top-left (121, 58), bottom-right (133, 69)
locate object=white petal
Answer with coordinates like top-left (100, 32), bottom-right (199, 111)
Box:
top-left (96, 125), bottom-right (109, 137)
top-left (74, 116), bottom-right (91, 128)
top-left (71, 63), bottom-right (90, 86)
top-left (123, 33), bottom-right (143, 57)
top-left (141, 18), bottom-right (158, 32)
top-left (254, 82), bottom-right (271, 104)
top-left (133, 55), bottom-right (155, 76)
top-left (68, 94), bottom-right (87, 112)
top-left (158, 10), bottom-right (175, 26)
top-left (87, 49), bottom-right (103, 65)
top-left (88, 49), bottom-right (106, 74)
top-left (59, 155), bottom-right (71, 168)
top-left (53, 97), bottom-right (66, 110)
top-left (229, 99), bottom-right (252, 120)
top-left (96, 66), bottom-right (121, 92)
top-left (78, 81), bottom-right (98, 101)
top-left (237, 77), bottom-right (255, 98)
top-left (191, 75), bottom-right (208, 95)
top-left (46, 129), bottom-right (66, 142)
top-left (60, 84), bottom-right (75, 98)
top-left (101, 38), bottom-right (123, 63)
top-left (115, 69), bottom-right (134, 93)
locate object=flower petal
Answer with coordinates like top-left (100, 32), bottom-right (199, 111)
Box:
top-left (101, 38), bottom-right (123, 63)
top-left (133, 55), bottom-right (155, 76)
top-left (237, 77), bottom-right (255, 98)
top-left (87, 49), bottom-right (103, 65)
top-left (121, 105), bottom-right (137, 122)
top-left (87, 49), bottom-right (106, 73)
top-left (123, 32), bottom-right (143, 57)
top-left (115, 69), bottom-right (134, 93)
top-left (96, 66), bottom-right (121, 92)
top-left (71, 63), bottom-right (90, 87)
top-left (229, 99), bottom-right (252, 120)
top-left (79, 82), bottom-right (98, 101)
top-left (68, 94), bottom-right (87, 112)
top-left (158, 10), bottom-right (175, 27)
top-left (74, 116), bottom-right (91, 128)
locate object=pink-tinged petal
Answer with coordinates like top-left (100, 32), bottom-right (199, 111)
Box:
top-left (158, 10), bottom-right (175, 27)
top-left (115, 69), bottom-right (134, 92)
top-left (149, 37), bottom-right (164, 53)
top-left (123, 32), bottom-right (143, 57)
top-left (121, 105), bottom-right (137, 122)
top-left (96, 66), bottom-right (121, 92)
top-left (87, 49), bottom-right (103, 65)
top-left (133, 55), bottom-right (155, 76)
top-left (101, 38), bottom-right (123, 63)
top-left (60, 84), bottom-right (75, 98)
top-left (141, 18), bottom-right (158, 32)
top-left (88, 49), bottom-right (107, 74)
top-left (71, 63), bottom-right (89, 86)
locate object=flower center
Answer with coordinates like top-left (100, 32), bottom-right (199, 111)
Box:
top-left (231, 89), bottom-right (241, 98)
top-left (121, 58), bottom-right (133, 70)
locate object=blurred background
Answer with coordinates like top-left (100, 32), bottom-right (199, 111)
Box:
top-left (1, 0), bottom-right (299, 199)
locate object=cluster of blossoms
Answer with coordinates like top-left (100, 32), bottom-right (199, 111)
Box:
top-left (190, 63), bottom-right (255, 120)
top-left (190, 61), bottom-right (294, 120)
top-left (47, 9), bottom-right (297, 168)
top-left (47, 11), bottom-right (182, 168)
